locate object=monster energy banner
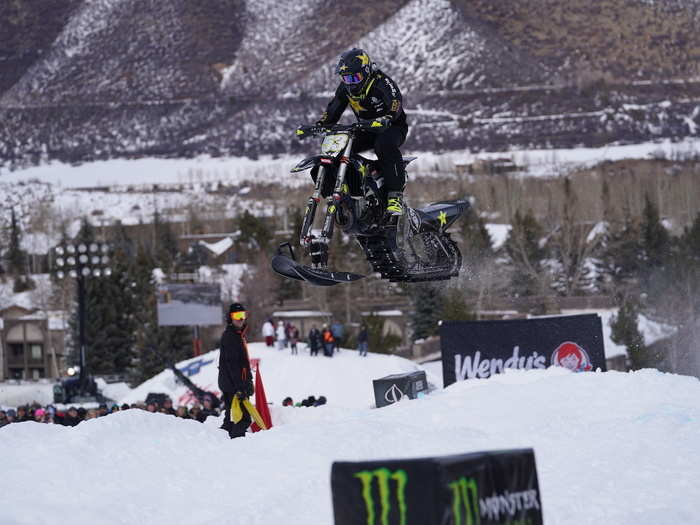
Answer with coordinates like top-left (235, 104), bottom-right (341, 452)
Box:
top-left (373, 371), bottom-right (428, 408)
top-left (441, 314), bottom-right (606, 387)
top-left (331, 448), bottom-right (542, 525)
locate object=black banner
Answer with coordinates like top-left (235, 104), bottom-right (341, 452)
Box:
top-left (332, 448), bottom-right (543, 525)
top-left (441, 314), bottom-right (606, 387)
top-left (372, 371), bottom-right (428, 408)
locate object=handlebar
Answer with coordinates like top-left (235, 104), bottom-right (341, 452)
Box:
top-left (296, 123), bottom-right (360, 138)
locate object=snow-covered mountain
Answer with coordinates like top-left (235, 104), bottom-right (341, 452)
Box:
top-left (1, 0), bottom-right (699, 170)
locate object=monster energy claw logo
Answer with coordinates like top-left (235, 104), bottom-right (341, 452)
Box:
top-left (449, 477), bottom-right (480, 525)
top-left (354, 468), bottom-right (408, 525)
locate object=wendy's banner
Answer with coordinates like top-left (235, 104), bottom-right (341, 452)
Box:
top-left (441, 314), bottom-right (606, 386)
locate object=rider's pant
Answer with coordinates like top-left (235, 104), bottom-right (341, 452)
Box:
top-left (353, 124), bottom-right (408, 193)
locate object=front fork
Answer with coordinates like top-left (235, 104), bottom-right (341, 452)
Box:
top-left (299, 137), bottom-right (354, 268)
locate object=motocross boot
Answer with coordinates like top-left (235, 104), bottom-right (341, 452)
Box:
top-left (386, 191), bottom-right (404, 216)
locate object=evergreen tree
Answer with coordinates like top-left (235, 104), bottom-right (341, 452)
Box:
top-left (639, 195), bottom-right (671, 285)
top-left (153, 210), bottom-right (180, 273)
top-left (7, 208), bottom-right (24, 274)
top-left (600, 216), bottom-right (643, 293)
top-left (237, 210), bottom-right (272, 254)
top-left (130, 247), bottom-right (192, 386)
top-left (643, 215), bottom-right (700, 345)
top-left (440, 287), bottom-right (475, 321)
top-left (65, 220), bottom-right (152, 376)
top-left (610, 299), bottom-right (648, 369)
top-left (504, 209), bottom-right (549, 297)
top-left (363, 314), bottom-right (403, 354)
top-left (409, 283), bottom-right (444, 341)
top-left (460, 206), bottom-right (494, 271)
top-left (8, 207), bottom-right (30, 291)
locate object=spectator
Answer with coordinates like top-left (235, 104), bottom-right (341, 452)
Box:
top-left (282, 397), bottom-right (294, 407)
top-left (121, 403), bottom-right (130, 411)
top-left (218, 302), bottom-right (254, 439)
top-left (85, 409), bottom-right (99, 420)
top-left (77, 407), bottom-right (87, 421)
top-left (110, 405), bottom-right (120, 414)
top-left (276, 320), bottom-right (287, 351)
top-left (98, 404), bottom-right (109, 417)
top-left (6, 409), bottom-right (17, 424)
top-left (146, 402), bottom-right (157, 413)
top-left (308, 325), bottom-right (321, 356)
top-left (189, 405), bottom-right (202, 422)
top-left (63, 406), bottom-right (81, 426)
top-left (262, 318), bottom-right (275, 347)
top-left (357, 323), bottom-right (369, 357)
top-left (162, 398), bottom-right (176, 416)
top-left (301, 396), bottom-right (316, 407)
top-left (34, 408), bottom-right (46, 423)
top-left (176, 406), bottom-right (190, 419)
top-left (290, 325), bottom-right (300, 355)
top-left (331, 321), bottom-right (344, 352)
top-left (0, 409), bottom-right (8, 428)
top-left (314, 396), bottom-right (327, 407)
top-left (285, 322), bottom-right (294, 348)
top-left (199, 395), bottom-right (220, 422)
top-left (16, 406), bottom-right (29, 422)
top-left (322, 325), bottom-right (335, 357)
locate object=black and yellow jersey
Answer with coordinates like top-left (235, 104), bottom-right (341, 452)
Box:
top-left (318, 70), bottom-right (407, 128)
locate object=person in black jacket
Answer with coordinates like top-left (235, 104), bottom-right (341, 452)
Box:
top-left (308, 48), bottom-right (409, 217)
top-left (218, 302), bottom-right (254, 439)
top-left (308, 325), bottom-right (321, 356)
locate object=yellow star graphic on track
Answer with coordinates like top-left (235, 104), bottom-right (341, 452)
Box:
top-left (438, 210), bottom-right (448, 226)
top-left (339, 64), bottom-right (348, 71)
top-left (348, 98), bottom-right (366, 112)
top-left (356, 53), bottom-right (369, 66)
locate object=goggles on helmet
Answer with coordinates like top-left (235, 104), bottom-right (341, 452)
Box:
top-left (230, 311), bottom-right (247, 321)
top-left (341, 72), bottom-right (364, 85)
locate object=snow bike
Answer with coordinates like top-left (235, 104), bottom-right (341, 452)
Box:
top-left (271, 123), bottom-right (468, 286)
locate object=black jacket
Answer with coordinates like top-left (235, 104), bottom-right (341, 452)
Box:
top-left (218, 325), bottom-right (251, 394)
top-left (318, 69), bottom-right (407, 128)
top-left (308, 328), bottom-right (321, 349)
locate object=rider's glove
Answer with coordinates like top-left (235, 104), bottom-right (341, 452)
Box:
top-left (295, 126), bottom-right (308, 139)
top-left (359, 116), bottom-right (391, 132)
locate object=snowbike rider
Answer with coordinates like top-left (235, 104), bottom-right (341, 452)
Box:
top-left (299, 48), bottom-right (409, 216)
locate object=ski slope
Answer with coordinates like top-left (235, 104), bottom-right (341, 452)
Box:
top-left (2, 345), bottom-right (699, 525)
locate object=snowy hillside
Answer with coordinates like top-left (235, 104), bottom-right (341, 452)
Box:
top-left (2, 0), bottom-right (700, 168)
top-left (299, 0), bottom-right (546, 94)
top-left (121, 342), bottom-right (433, 408)
top-left (2, 366), bottom-right (698, 524)
top-left (1, 0), bottom-right (243, 105)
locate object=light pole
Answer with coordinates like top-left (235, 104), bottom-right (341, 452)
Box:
top-left (53, 242), bottom-right (111, 397)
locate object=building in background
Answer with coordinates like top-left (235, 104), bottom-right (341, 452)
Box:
top-left (0, 305), bottom-right (67, 381)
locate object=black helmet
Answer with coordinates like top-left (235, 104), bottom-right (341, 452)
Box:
top-left (335, 48), bottom-right (374, 96)
top-left (228, 302), bottom-right (247, 324)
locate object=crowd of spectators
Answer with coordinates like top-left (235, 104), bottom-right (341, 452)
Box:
top-left (282, 395), bottom-right (327, 407)
top-left (0, 391), bottom-right (333, 429)
top-left (262, 318), bottom-right (368, 357)
top-left (0, 397), bottom-right (222, 428)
